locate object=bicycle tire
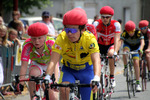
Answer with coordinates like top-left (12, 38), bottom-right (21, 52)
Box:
top-left (126, 66), bottom-right (131, 99)
top-left (141, 61), bottom-right (147, 91)
top-left (130, 67), bottom-right (136, 97)
top-left (100, 74), bottom-right (105, 100)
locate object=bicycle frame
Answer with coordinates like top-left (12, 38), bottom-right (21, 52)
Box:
top-left (120, 51), bottom-right (137, 98)
top-left (99, 55), bottom-right (115, 100)
top-left (14, 75), bottom-right (49, 100)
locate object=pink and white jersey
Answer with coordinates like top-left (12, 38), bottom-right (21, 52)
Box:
top-left (21, 37), bottom-right (55, 65)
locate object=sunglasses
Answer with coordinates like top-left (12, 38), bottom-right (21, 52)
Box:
top-left (65, 28), bottom-right (78, 34)
top-left (101, 15), bottom-right (111, 19)
top-left (44, 16), bottom-right (49, 18)
top-left (140, 27), bottom-right (147, 30)
top-left (127, 30), bottom-right (135, 34)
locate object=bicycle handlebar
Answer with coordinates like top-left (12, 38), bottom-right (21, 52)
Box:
top-left (100, 55), bottom-right (117, 66)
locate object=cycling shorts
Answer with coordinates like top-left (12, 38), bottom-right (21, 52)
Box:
top-left (29, 61), bottom-right (48, 76)
top-left (123, 43), bottom-right (140, 60)
top-left (98, 44), bottom-right (114, 55)
top-left (59, 65), bottom-right (94, 100)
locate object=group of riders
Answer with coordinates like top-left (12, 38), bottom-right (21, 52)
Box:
top-left (15, 6), bottom-right (150, 100)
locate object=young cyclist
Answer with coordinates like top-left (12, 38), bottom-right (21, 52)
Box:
top-left (139, 20), bottom-right (150, 80)
top-left (45, 8), bottom-right (101, 100)
top-left (119, 20), bottom-right (144, 92)
top-left (93, 6), bottom-right (121, 88)
top-left (19, 22), bottom-right (59, 100)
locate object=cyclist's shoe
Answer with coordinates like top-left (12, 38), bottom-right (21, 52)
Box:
top-left (110, 78), bottom-right (116, 88)
top-left (136, 84), bottom-right (141, 92)
top-left (148, 72), bottom-right (150, 80)
top-left (123, 67), bottom-right (127, 77)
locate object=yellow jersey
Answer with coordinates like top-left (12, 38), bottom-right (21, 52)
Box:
top-left (52, 30), bottom-right (99, 70)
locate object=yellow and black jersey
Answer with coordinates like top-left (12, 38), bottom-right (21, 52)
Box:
top-left (121, 28), bottom-right (144, 47)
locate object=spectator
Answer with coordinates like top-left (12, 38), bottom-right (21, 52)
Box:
top-left (0, 25), bottom-right (13, 95)
top-left (11, 20), bottom-right (27, 40)
top-left (0, 16), bottom-right (4, 25)
top-left (92, 15), bottom-right (99, 24)
top-left (8, 28), bottom-right (21, 47)
top-left (41, 11), bottom-right (58, 39)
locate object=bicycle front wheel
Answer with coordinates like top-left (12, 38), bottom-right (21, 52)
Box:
top-left (126, 66), bottom-right (131, 99)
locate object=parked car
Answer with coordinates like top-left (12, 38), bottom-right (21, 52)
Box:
top-left (20, 17), bottom-right (64, 34)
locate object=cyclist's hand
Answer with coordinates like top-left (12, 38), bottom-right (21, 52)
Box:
top-left (90, 75), bottom-right (101, 93)
top-left (113, 51), bottom-right (118, 61)
top-left (44, 74), bottom-right (53, 84)
top-left (14, 84), bottom-right (24, 95)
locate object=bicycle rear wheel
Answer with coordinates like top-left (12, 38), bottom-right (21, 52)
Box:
top-left (141, 61), bottom-right (147, 91)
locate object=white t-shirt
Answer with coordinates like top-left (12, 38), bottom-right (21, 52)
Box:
top-left (41, 21), bottom-right (55, 38)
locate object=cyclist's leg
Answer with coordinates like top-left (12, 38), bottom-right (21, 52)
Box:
top-left (107, 45), bottom-right (115, 76)
top-left (132, 48), bottom-right (141, 91)
top-left (122, 44), bottom-right (130, 66)
top-left (59, 66), bottom-right (76, 100)
top-left (107, 45), bottom-right (116, 87)
top-left (122, 44), bottom-right (130, 76)
top-left (77, 65), bottom-right (94, 100)
top-left (28, 63), bottom-right (42, 99)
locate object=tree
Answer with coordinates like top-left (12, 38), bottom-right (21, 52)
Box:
top-left (2, 0), bottom-right (53, 15)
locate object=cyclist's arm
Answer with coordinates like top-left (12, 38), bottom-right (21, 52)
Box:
top-left (46, 52), bottom-right (61, 77)
top-left (91, 52), bottom-right (101, 77)
top-left (19, 60), bottom-right (28, 84)
top-left (54, 62), bottom-right (59, 82)
top-left (140, 39), bottom-right (145, 50)
top-left (114, 33), bottom-right (121, 53)
top-left (147, 36), bottom-right (150, 50)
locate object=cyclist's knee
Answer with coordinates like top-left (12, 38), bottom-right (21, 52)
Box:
top-left (29, 67), bottom-right (41, 77)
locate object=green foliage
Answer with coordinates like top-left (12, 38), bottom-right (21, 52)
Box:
top-left (3, 0), bottom-right (53, 15)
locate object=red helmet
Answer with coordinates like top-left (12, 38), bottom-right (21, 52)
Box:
top-left (100, 6), bottom-right (114, 16)
top-left (28, 22), bottom-right (48, 37)
top-left (63, 8), bottom-right (87, 25)
top-left (125, 20), bottom-right (136, 31)
top-left (139, 20), bottom-right (149, 28)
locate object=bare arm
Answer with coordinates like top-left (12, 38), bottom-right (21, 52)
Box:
top-left (91, 52), bottom-right (101, 77)
top-left (19, 61), bottom-right (28, 84)
top-left (46, 52), bottom-right (61, 77)
top-left (114, 33), bottom-right (121, 53)
top-left (140, 39), bottom-right (145, 50)
top-left (15, 38), bottom-right (21, 47)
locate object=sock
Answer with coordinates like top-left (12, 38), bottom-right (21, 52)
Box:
top-left (110, 75), bottom-right (114, 79)
top-left (136, 80), bottom-right (140, 84)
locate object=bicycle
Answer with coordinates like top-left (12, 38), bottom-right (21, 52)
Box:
top-left (13, 74), bottom-right (49, 100)
top-left (119, 51), bottom-right (137, 99)
top-left (50, 74), bottom-right (98, 100)
top-left (140, 51), bottom-right (149, 91)
top-left (98, 55), bottom-right (116, 100)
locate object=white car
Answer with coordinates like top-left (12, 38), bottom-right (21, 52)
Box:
top-left (20, 17), bottom-right (64, 34)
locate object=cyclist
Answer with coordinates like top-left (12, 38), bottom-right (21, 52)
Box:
top-left (19, 22), bottom-right (59, 100)
top-left (45, 8), bottom-right (101, 100)
top-left (93, 6), bottom-right (121, 88)
top-left (139, 20), bottom-right (150, 80)
top-left (118, 20), bottom-right (144, 92)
